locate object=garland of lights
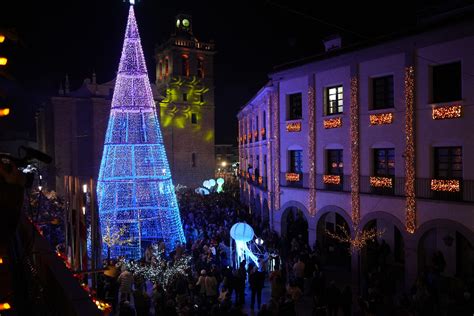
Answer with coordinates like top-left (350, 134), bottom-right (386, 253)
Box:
top-left (370, 176), bottom-right (393, 188)
top-left (286, 173), bottom-right (300, 182)
top-left (286, 121), bottom-right (301, 132)
top-left (326, 224), bottom-right (385, 253)
top-left (369, 113), bottom-right (393, 125)
top-left (430, 179), bottom-right (460, 192)
top-left (323, 175), bottom-right (341, 185)
top-left (323, 117), bottom-right (342, 129)
top-left (350, 77), bottom-right (360, 226)
top-left (273, 89), bottom-right (280, 210)
top-left (404, 66), bottom-right (416, 234)
top-left (308, 80), bottom-right (316, 216)
top-left (97, 6), bottom-right (185, 259)
top-left (432, 104), bottom-right (462, 120)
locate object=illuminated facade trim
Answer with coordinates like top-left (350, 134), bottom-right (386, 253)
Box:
top-left (350, 77), bottom-right (360, 226)
top-left (404, 66), bottom-right (416, 234)
top-left (431, 179), bottom-right (460, 192)
top-left (323, 117), bottom-right (342, 129)
top-left (432, 104), bottom-right (462, 120)
top-left (308, 79), bottom-right (316, 216)
top-left (273, 89), bottom-right (280, 210)
top-left (286, 120), bottom-right (302, 132)
top-left (369, 112), bottom-right (393, 125)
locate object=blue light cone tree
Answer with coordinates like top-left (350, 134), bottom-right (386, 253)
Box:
top-left (97, 5), bottom-right (185, 260)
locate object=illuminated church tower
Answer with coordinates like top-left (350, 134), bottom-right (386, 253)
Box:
top-left (97, 5), bottom-right (185, 259)
top-left (156, 14), bottom-right (216, 188)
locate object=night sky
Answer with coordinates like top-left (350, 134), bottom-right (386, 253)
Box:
top-left (0, 0), bottom-right (465, 144)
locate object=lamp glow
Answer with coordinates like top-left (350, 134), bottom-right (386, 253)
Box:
top-left (82, 184), bottom-right (87, 193)
top-left (97, 6), bottom-right (185, 259)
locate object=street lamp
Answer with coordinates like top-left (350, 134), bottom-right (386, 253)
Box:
top-left (221, 161), bottom-right (227, 167)
top-left (82, 184), bottom-right (88, 193)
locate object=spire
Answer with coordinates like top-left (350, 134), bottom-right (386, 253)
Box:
top-left (92, 70), bottom-right (97, 85)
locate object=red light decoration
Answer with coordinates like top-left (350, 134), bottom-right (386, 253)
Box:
top-left (258, 176), bottom-right (263, 185)
top-left (286, 173), bottom-right (300, 182)
top-left (370, 176), bottom-right (393, 188)
top-left (404, 66), bottom-right (416, 234)
top-left (323, 175), bottom-right (341, 185)
top-left (370, 113), bottom-right (393, 125)
top-left (431, 179), bottom-right (460, 192)
top-left (432, 104), bottom-right (462, 120)
top-left (286, 120), bottom-right (302, 132)
top-left (260, 127), bottom-right (265, 137)
top-left (324, 117), bottom-right (342, 129)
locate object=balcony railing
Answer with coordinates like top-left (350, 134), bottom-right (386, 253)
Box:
top-left (280, 172), bottom-right (307, 188)
top-left (238, 172), bottom-right (268, 191)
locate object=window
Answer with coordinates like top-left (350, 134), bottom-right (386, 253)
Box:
top-left (183, 93), bottom-right (188, 101)
top-left (191, 113), bottom-right (197, 124)
top-left (374, 148), bottom-right (395, 176)
top-left (181, 55), bottom-right (189, 77)
top-left (432, 62), bottom-right (461, 103)
top-left (197, 58), bottom-right (204, 78)
top-left (434, 147), bottom-right (462, 178)
top-left (288, 93), bottom-right (302, 120)
top-left (326, 85), bottom-right (343, 115)
top-left (158, 61), bottom-right (163, 80)
top-left (372, 76), bottom-right (394, 109)
top-left (289, 150), bottom-right (303, 173)
top-left (165, 58), bottom-right (169, 76)
top-left (327, 150), bottom-right (343, 175)
top-left (192, 153), bottom-right (196, 167)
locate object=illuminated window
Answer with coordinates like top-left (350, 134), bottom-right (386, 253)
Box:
top-left (191, 113), bottom-right (197, 124)
top-left (327, 150), bottom-right (343, 175)
top-left (183, 93), bottom-right (188, 101)
top-left (374, 148), bottom-right (395, 176)
top-left (288, 93), bottom-right (302, 120)
top-left (434, 147), bottom-right (462, 179)
top-left (432, 61), bottom-right (461, 103)
top-left (372, 76), bottom-right (394, 109)
top-left (289, 150), bottom-right (303, 173)
top-left (192, 153), bottom-right (196, 167)
top-left (197, 58), bottom-right (204, 78)
top-left (165, 58), bottom-right (169, 76)
top-left (326, 85), bottom-right (343, 115)
top-left (181, 55), bottom-right (189, 77)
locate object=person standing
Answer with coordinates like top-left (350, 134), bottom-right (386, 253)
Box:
top-left (249, 266), bottom-right (265, 310)
top-left (118, 267), bottom-right (134, 303)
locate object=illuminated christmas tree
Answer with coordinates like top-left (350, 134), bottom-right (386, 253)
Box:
top-left (97, 5), bottom-right (185, 259)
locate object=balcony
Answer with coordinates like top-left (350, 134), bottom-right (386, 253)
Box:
top-left (286, 120), bottom-right (302, 132)
top-left (316, 174), bottom-right (351, 192)
top-left (280, 172), bottom-right (306, 188)
top-left (238, 171), bottom-right (267, 191)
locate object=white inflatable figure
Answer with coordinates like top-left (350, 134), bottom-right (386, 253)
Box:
top-left (230, 222), bottom-right (259, 268)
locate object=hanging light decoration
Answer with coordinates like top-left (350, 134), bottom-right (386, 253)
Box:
top-left (323, 117), bottom-right (342, 129)
top-left (369, 113), bottom-right (393, 125)
top-left (404, 66), bottom-right (416, 234)
top-left (432, 104), bottom-right (462, 120)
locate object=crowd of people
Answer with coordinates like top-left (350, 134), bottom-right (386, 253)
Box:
top-left (58, 182), bottom-right (474, 316)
